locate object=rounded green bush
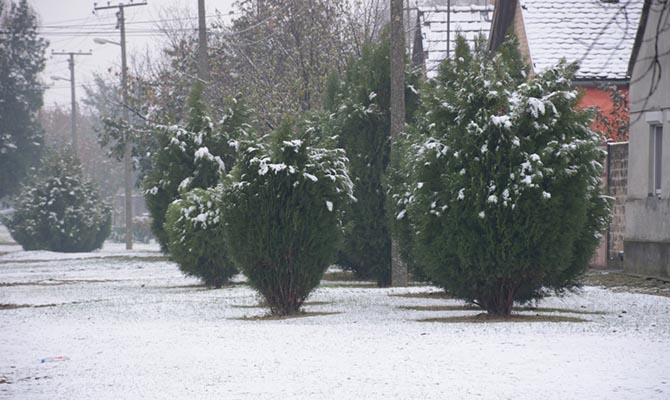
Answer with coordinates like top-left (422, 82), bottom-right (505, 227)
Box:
top-left (5, 148), bottom-right (111, 252)
top-left (222, 121), bottom-right (354, 316)
top-left (165, 187), bottom-right (236, 288)
top-left (389, 37), bottom-right (609, 316)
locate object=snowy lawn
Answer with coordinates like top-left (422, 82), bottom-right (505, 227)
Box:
top-left (1, 239), bottom-right (669, 399)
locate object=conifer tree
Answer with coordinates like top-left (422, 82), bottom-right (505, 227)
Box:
top-left (165, 186), bottom-right (236, 288)
top-left (5, 148), bottom-right (111, 252)
top-left (390, 37), bottom-right (609, 316)
top-left (325, 30), bottom-right (420, 286)
top-left (0, 0), bottom-right (47, 199)
top-left (222, 119), bottom-right (354, 315)
top-left (143, 82), bottom-right (251, 251)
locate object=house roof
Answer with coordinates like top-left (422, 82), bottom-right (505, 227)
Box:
top-left (418, 4), bottom-right (495, 78)
top-left (519, 0), bottom-right (644, 81)
top-left (627, 0), bottom-right (652, 77)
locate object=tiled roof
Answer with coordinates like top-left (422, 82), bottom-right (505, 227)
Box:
top-left (520, 0), bottom-right (644, 81)
top-left (418, 5), bottom-right (495, 78)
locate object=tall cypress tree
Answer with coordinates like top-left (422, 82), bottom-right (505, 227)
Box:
top-left (0, 0), bottom-right (47, 199)
top-left (325, 30), bottom-right (420, 286)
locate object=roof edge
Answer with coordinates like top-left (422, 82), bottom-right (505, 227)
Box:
top-left (628, 0), bottom-right (652, 77)
top-left (488, 0), bottom-right (518, 52)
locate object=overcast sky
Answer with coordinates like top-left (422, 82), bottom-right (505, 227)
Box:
top-left (29, 0), bottom-right (237, 108)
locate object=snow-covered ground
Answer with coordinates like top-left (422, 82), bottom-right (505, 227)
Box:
top-left (1, 238), bottom-right (669, 399)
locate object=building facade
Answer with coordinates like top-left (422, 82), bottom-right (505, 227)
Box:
top-left (624, 0), bottom-right (670, 278)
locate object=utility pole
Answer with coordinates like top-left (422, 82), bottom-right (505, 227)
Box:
top-left (197, 0), bottom-right (209, 82)
top-left (51, 51), bottom-right (92, 153)
top-left (390, 0), bottom-right (408, 287)
top-left (94, 1), bottom-right (147, 250)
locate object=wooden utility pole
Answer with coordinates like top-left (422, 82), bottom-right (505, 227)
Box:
top-left (94, 1), bottom-right (147, 250)
top-left (51, 51), bottom-right (92, 154)
top-left (390, 0), bottom-right (408, 287)
top-left (197, 0), bottom-right (209, 81)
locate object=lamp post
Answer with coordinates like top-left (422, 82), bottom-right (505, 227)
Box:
top-left (93, 32), bottom-right (132, 250)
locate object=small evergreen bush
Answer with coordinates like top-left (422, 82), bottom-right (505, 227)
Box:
top-left (165, 187), bottom-right (236, 288)
top-left (143, 82), bottom-right (250, 251)
top-left (5, 148), bottom-right (111, 252)
top-left (390, 37), bottom-right (609, 316)
top-left (222, 120), bottom-right (354, 315)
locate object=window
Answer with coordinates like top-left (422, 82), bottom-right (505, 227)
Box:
top-left (651, 125), bottom-right (663, 196)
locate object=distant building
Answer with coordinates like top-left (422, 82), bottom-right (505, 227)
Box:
top-left (624, 0), bottom-right (670, 278)
top-left (412, 1), bottom-right (495, 78)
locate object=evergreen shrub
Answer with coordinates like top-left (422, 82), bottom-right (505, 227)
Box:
top-left (222, 120), bottom-right (354, 315)
top-left (390, 37), bottom-right (610, 315)
top-left (143, 82), bottom-right (250, 251)
top-left (5, 148), bottom-right (111, 252)
top-left (165, 187), bottom-right (236, 288)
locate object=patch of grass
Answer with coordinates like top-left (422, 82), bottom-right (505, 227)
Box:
top-left (419, 313), bottom-right (587, 323)
top-left (235, 311), bottom-right (340, 321)
top-left (0, 303), bottom-right (58, 310)
top-left (583, 270), bottom-right (670, 297)
top-left (399, 305), bottom-right (479, 312)
top-left (321, 271), bottom-right (359, 281)
top-left (390, 291), bottom-right (452, 300)
top-left (399, 304), bottom-right (605, 315)
top-left (304, 301), bottom-right (332, 307)
top-left (233, 301), bottom-right (332, 309)
top-left (320, 282), bottom-right (379, 288)
top-left (0, 255), bottom-right (168, 265)
top-left (0, 299), bottom-right (102, 311)
top-left (0, 279), bottom-right (118, 287)
top-left (516, 306), bottom-right (606, 315)
top-left (0, 279), bottom-right (115, 287)
top-left (109, 256), bottom-right (170, 263)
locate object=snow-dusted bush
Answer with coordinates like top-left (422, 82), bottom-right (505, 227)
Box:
top-left (389, 37), bottom-right (609, 316)
top-left (143, 82), bottom-right (251, 251)
top-left (222, 120), bottom-right (354, 315)
top-left (165, 187), bottom-right (236, 288)
top-left (5, 148), bottom-right (111, 252)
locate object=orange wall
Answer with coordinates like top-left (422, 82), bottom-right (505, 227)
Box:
top-left (578, 86), bottom-right (629, 142)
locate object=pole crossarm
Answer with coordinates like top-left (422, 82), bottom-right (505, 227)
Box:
top-left (93, 1), bottom-right (148, 11)
top-left (51, 51), bottom-right (93, 56)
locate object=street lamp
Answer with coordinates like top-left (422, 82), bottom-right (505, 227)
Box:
top-left (94, 34), bottom-right (133, 250)
top-left (93, 37), bottom-right (120, 46)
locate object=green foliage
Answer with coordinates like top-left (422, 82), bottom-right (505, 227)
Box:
top-left (165, 187), bottom-right (236, 288)
top-left (0, 0), bottom-right (47, 198)
top-left (222, 119), bottom-right (354, 315)
top-left (5, 148), bottom-right (111, 252)
top-left (325, 29), bottom-right (421, 286)
top-left (390, 36), bottom-right (609, 315)
top-left (143, 82), bottom-right (251, 251)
